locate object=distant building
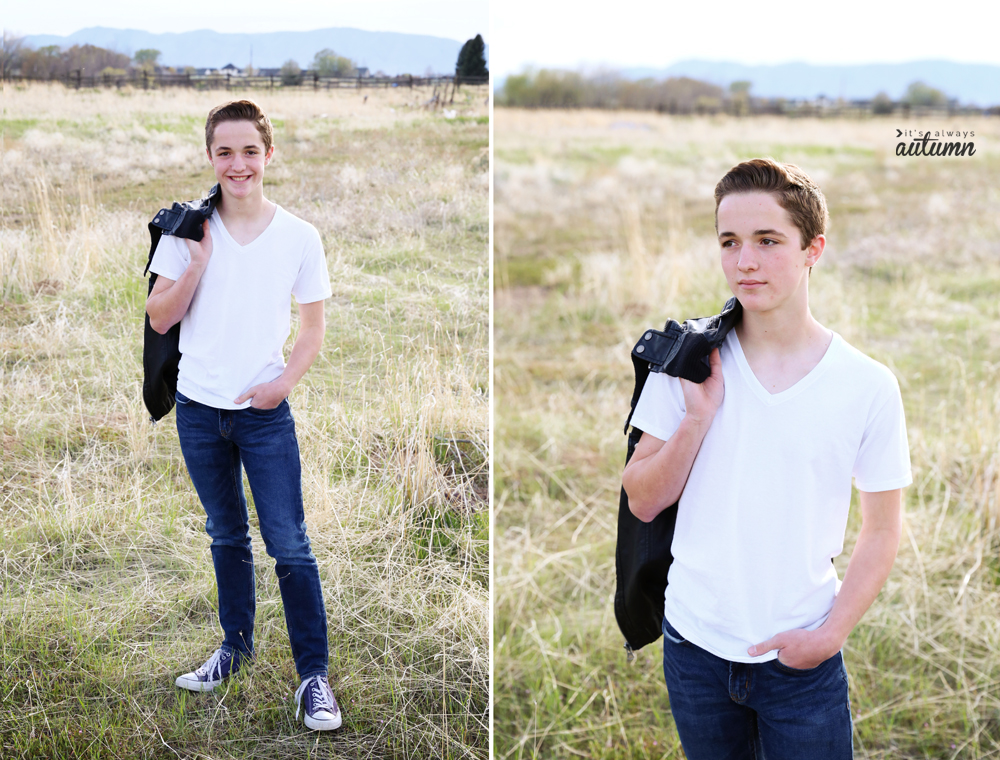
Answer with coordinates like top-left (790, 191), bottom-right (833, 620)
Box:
top-left (257, 68), bottom-right (281, 77)
top-left (356, 67), bottom-right (370, 78)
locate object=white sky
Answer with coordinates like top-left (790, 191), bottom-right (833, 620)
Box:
top-left (4, 0), bottom-right (488, 44)
top-left (492, 0), bottom-right (1000, 78)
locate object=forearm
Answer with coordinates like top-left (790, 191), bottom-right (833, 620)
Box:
top-left (273, 322), bottom-right (325, 395)
top-left (622, 415), bottom-right (711, 522)
top-left (146, 263), bottom-right (206, 333)
top-left (817, 519), bottom-right (901, 650)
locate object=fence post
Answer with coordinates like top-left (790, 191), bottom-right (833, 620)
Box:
top-left (143, 69), bottom-right (148, 90)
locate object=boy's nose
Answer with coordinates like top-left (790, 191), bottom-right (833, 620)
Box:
top-left (737, 245), bottom-right (759, 270)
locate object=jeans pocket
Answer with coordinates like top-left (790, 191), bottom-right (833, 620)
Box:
top-left (661, 617), bottom-right (689, 646)
top-left (247, 400), bottom-right (285, 414)
top-left (773, 653), bottom-right (830, 676)
top-left (175, 391), bottom-right (192, 405)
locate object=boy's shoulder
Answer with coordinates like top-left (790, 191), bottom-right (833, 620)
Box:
top-left (268, 205), bottom-right (323, 246)
top-left (829, 333), bottom-right (900, 388)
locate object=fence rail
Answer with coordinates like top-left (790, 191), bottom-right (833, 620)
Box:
top-left (3, 71), bottom-right (490, 91)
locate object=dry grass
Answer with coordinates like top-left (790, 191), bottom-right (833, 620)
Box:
top-left (494, 108), bottom-right (1000, 758)
top-left (0, 82), bottom-right (488, 759)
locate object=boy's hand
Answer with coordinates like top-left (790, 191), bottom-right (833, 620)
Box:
top-left (235, 379), bottom-right (290, 409)
top-left (185, 219), bottom-right (213, 269)
top-left (747, 627), bottom-right (843, 670)
top-left (680, 347), bottom-right (725, 428)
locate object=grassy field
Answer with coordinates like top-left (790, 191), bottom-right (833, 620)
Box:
top-left (494, 108), bottom-right (1000, 758)
top-left (0, 82), bottom-right (488, 759)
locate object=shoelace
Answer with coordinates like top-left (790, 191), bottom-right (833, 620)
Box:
top-left (295, 676), bottom-right (336, 720)
top-left (197, 648), bottom-right (229, 680)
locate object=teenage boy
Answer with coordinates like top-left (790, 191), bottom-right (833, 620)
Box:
top-left (146, 100), bottom-right (341, 731)
top-left (622, 158), bottom-right (911, 758)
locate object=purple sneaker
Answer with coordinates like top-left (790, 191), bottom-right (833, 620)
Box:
top-left (175, 647), bottom-right (243, 692)
top-left (294, 674), bottom-right (342, 730)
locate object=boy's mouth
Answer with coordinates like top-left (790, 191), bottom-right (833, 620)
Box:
top-left (228, 175), bottom-right (251, 183)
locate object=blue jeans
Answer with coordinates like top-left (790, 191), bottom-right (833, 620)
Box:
top-left (175, 391), bottom-right (328, 680)
top-left (661, 617), bottom-right (853, 760)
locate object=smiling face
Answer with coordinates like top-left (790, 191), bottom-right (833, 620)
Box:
top-left (206, 119), bottom-right (275, 202)
top-left (718, 191), bottom-right (825, 315)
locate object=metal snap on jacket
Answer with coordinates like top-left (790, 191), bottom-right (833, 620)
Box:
top-left (645, 332), bottom-right (652, 340)
top-left (636, 345), bottom-right (645, 353)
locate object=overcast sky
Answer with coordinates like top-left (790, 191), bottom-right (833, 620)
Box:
top-left (492, 0), bottom-right (1000, 78)
top-left (5, 0), bottom-right (488, 43)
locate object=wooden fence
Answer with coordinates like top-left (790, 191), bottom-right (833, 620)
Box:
top-left (3, 70), bottom-right (489, 92)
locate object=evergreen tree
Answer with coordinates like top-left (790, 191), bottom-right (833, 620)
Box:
top-left (455, 34), bottom-right (488, 79)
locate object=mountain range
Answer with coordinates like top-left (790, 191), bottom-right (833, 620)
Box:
top-left (22, 26), bottom-right (489, 76)
top-left (623, 60), bottom-right (1000, 106)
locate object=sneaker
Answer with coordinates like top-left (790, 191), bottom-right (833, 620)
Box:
top-left (294, 674), bottom-right (342, 730)
top-left (175, 647), bottom-right (243, 692)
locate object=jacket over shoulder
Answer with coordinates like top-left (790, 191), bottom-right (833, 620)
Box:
top-left (615, 296), bottom-right (742, 655)
top-left (142, 183), bottom-right (222, 423)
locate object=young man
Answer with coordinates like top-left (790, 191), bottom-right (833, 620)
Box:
top-left (146, 100), bottom-right (341, 731)
top-left (622, 158), bottom-right (911, 758)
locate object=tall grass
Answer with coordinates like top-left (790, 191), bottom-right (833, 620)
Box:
top-left (0, 82), bottom-right (488, 759)
top-left (494, 108), bottom-right (1000, 758)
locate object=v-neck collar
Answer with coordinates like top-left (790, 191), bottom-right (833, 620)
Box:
top-left (728, 329), bottom-right (840, 406)
top-left (213, 204), bottom-right (280, 250)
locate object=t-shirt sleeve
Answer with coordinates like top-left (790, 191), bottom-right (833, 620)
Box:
top-left (628, 370), bottom-right (686, 443)
top-left (148, 233), bottom-right (190, 281)
top-left (292, 225), bottom-right (332, 304)
top-left (852, 374), bottom-right (912, 492)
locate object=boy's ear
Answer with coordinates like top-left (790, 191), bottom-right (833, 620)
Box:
top-left (264, 145), bottom-right (275, 165)
top-left (206, 147), bottom-right (213, 163)
top-left (805, 234), bottom-right (825, 268)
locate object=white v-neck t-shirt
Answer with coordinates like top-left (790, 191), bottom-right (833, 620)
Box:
top-left (149, 205), bottom-right (332, 409)
top-left (630, 329), bottom-right (912, 663)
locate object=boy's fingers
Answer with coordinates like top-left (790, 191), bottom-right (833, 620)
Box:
top-left (234, 386), bottom-right (258, 404)
top-left (748, 635), bottom-right (781, 657)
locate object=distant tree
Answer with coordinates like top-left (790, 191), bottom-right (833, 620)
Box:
top-left (1, 31), bottom-right (25, 77)
top-left (455, 34), bottom-right (488, 79)
top-left (64, 45), bottom-right (131, 76)
top-left (280, 59), bottom-right (301, 86)
top-left (134, 48), bottom-right (160, 70)
top-left (729, 80), bottom-right (752, 115)
top-left (311, 48), bottom-right (354, 77)
top-left (903, 81), bottom-right (947, 108)
top-left (19, 45), bottom-right (61, 77)
top-left (872, 91), bottom-right (894, 115)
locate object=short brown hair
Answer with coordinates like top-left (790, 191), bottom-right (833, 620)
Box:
top-left (714, 158), bottom-right (828, 249)
top-left (205, 99), bottom-right (274, 153)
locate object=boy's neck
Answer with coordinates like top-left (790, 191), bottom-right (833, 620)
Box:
top-left (217, 188), bottom-right (273, 224)
top-left (736, 295), bottom-right (829, 357)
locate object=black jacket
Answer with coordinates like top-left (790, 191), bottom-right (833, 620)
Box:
top-left (142, 184), bottom-right (221, 421)
top-left (614, 297), bottom-right (742, 656)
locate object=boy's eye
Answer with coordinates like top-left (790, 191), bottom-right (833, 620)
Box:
top-left (760, 238), bottom-right (778, 246)
top-left (721, 239), bottom-right (737, 248)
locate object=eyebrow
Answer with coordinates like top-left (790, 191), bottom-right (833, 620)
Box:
top-left (718, 228), bottom-right (788, 238)
top-left (213, 144), bottom-right (262, 152)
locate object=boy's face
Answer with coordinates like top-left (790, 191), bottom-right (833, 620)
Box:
top-left (717, 191), bottom-right (824, 314)
top-left (206, 120), bottom-right (274, 200)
